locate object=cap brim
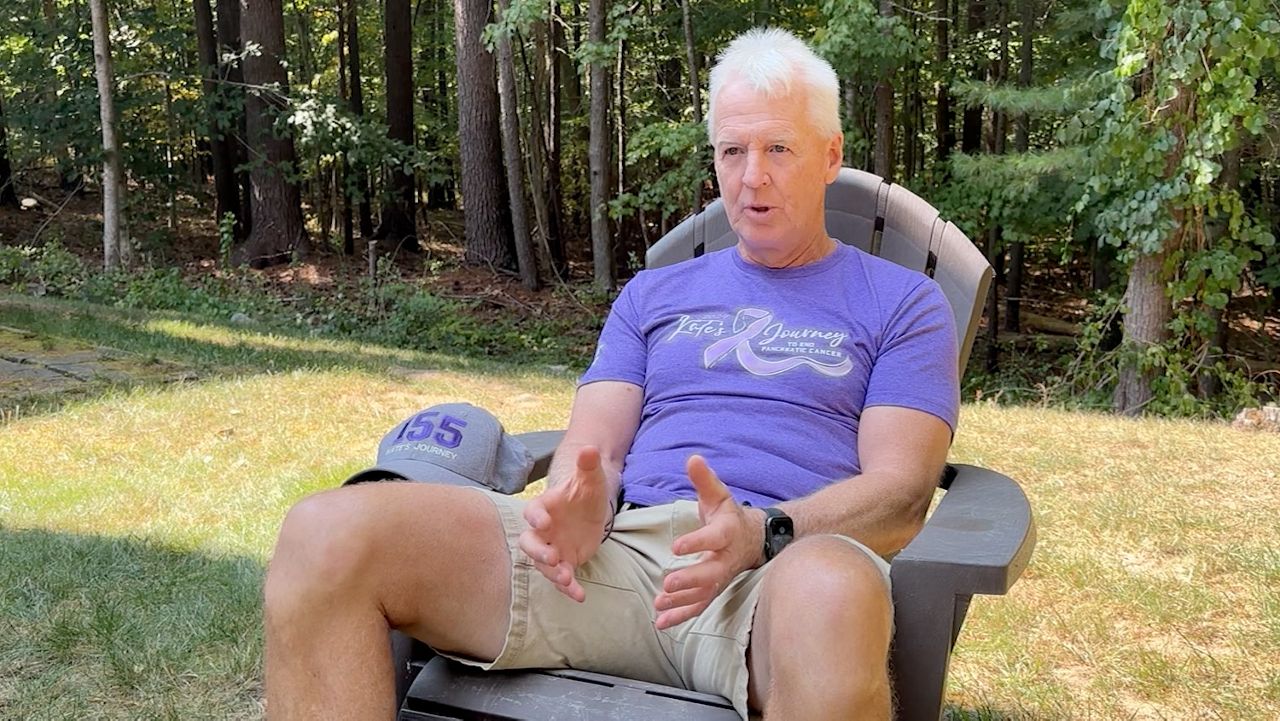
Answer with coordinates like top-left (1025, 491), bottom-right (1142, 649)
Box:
top-left (342, 459), bottom-right (487, 488)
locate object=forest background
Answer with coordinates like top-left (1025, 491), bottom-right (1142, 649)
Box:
top-left (0, 0), bottom-right (1278, 418)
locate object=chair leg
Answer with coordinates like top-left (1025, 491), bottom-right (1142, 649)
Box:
top-left (890, 581), bottom-right (966, 721)
top-left (391, 630), bottom-right (417, 713)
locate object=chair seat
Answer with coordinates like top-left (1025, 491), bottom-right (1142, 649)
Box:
top-left (399, 657), bottom-right (740, 720)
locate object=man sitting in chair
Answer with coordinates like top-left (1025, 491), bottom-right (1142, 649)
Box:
top-left (265, 27), bottom-right (958, 721)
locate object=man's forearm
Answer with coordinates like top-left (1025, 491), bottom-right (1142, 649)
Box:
top-left (778, 469), bottom-right (937, 557)
top-left (546, 440), bottom-right (624, 505)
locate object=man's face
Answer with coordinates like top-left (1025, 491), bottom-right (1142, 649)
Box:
top-left (711, 80), bottom-right (842, 258)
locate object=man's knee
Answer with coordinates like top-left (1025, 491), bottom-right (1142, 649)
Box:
top-left (266, 487), bottom-right (387, 612)
top-left (764, 536), bottom-right (892, 627)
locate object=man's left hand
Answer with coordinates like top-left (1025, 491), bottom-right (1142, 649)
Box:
top-left (654, 455), bottom-right (764, 630)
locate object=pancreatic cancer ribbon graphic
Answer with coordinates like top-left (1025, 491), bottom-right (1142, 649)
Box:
top-left (702, 308), bottom-right (852, 377)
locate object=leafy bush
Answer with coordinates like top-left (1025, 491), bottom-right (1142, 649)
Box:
top-left (0, 242), bottom-right (88, 295)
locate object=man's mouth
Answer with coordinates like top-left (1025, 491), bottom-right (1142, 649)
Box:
top-left (745, 204), bottom-right (774, 216)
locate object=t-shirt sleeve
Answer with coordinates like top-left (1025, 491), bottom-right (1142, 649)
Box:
top-left (864, 279), bottom-right (961, 432)
top-left (578, 278), bottom-right (647, 387)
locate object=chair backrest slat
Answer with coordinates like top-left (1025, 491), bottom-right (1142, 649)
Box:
top-left (644, 168), bottom-right (990, 376)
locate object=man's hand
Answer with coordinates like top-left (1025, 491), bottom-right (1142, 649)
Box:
top-left (654, 455), bottom-right (764, 630)
top-left (518, 446), bottom-right (614, 603)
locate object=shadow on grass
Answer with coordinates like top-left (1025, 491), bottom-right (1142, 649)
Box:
top-left (0, 295), bottom-right (577, 420)
top-left (0, 525), bottom-right (265, 718)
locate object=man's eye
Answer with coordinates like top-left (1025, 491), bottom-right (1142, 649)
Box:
top-left (769, 144), bottom-right (788, 153)
top-left (723, 147), bottom-right (742, 156)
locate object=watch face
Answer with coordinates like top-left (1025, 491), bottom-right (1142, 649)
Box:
top-left (766, 513), bottom-right (794, 559)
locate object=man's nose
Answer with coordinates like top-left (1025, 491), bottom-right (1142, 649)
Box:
top-left (742, 150), bottom-right (770, 188)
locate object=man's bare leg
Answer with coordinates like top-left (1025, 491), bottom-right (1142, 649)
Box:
top-left (263, 482), bottom-right (514, 719)
top-left (746, 537), bottom-right (894, 720)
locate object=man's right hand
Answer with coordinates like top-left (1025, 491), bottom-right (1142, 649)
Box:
top-left (518, 445), bottom-right (615, 603)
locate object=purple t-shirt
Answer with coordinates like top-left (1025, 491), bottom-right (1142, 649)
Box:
top-left (579, 243), bottom-right (960, 508)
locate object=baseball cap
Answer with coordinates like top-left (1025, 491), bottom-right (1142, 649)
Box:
top-left (343, 403), bottom-right (534, 494)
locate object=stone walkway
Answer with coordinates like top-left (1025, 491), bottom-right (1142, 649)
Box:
top-left (0, 325), bottom-right (195, 412)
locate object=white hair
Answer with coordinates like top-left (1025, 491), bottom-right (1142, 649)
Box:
top-left (706, 27), bottom-right (841, 143)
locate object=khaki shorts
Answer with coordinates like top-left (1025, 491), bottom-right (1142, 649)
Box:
top-left (440, 490), bottom-right (892, 719)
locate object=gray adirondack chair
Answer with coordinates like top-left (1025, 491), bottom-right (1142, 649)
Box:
top-left (390, 168), bottom-right (1037, 721)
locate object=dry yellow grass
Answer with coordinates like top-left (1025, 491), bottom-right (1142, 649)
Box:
top-left (2, 360), bottom-right (1277, 718)
top-left (947, 403), bottom-right (1280, 719)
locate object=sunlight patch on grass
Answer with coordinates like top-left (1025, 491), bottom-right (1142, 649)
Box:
top-left (1, 367), bottom-right (574, 560)
top-left (140, 318), bottom-right (430, 365)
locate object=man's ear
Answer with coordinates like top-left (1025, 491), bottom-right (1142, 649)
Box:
top-left (825, 132), bottom-right (844, 183)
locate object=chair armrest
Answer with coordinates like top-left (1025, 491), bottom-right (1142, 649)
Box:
top-left (514, 430), bottom-right (566, 482)
top-left (891, 464), bottom-right (1036, 597)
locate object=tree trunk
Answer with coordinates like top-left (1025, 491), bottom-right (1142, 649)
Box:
top-left (347, 0), bottom-right (374, 238)
top-left (1113, 248), bottom-right (1172, 415)
top-left (496, 0), bottom-right (538, 289)
top-left (521, 25), bottom-right (560, 279)
top-left (542, 3), bottom-right (568, 275)
top-left (194, 0), bottom-right (244, 238)
top-left (217, 0), bottom-right (252, 235)
top-left (234, 0), bottom-right (310, 268)
top-left (337, 0), bottom-right (355, 255)
top-left (903, 45), bottom-right (920, 183)
top-left (89, 0), bottom-right (128, 271)
top-left (682, 0), bottom-right (704, 212)
top-left (375, 0), bottom-right (419, 250)
top-left (873, 0), bottom-right (895, 183)
top-left (961, 0), bottom-right (986, 154)
top-left (682, 0), bottom-right (702, 126)
top-left (588, 0), bottom-right (613, 289)
top-left (1006, 0), bottom-right (1033, 332)
top-left (453, 0), bottom-right (515, 268)
top-left (934, 0), bottom-right (954, 166)
top-left (0, 96), bottom-right (17, 207)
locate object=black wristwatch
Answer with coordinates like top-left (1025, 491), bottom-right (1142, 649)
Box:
top-left (762, 507), bottom-right (795, 562)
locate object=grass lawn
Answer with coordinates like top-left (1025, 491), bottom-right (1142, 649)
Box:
top-left (1, 296), bottom-right (1277, 719)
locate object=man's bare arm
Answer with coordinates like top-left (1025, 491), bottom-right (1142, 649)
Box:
top-left (778, 405), bottom-right (952, 556)
top-left (518, 380), bottom-right (642, 602)
top-left (545, 380), bottom-right (643, 498)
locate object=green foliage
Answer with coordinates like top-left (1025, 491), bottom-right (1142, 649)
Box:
top-left (938, 148), bottom-right (1089, 247)
top-left (1069, 0), bottom-right (1279, 413)
top-left (815, 0), bottom-right (916, 77)
top-left (0, 242), bottom-right (87, 295)
top-left (610, 120), bottom-right (710, 221)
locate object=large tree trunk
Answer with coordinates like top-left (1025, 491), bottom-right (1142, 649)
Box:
top-left (0, 96), bottom-right (17, 207)
top-left (1113, 248), bottom-right (1172, 414)
top-left (454, 0), bottom-right (515, 268)
top-left (194, 0), bottom-right (243, 239)
top-left (89, 0), bottom-right (128, 271)
top-left (588, 0), bottom-right (613, 290)
top-left (234, 0), bottom-right (309, 268)
top-left (375, 0), bottom-right (419, 250)
top-left (495, 0), bottom-right (537, 289)
top-left (217, 0), bottom-right (252, 234)
top-left (873, 0), bottom-right (895, 183)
